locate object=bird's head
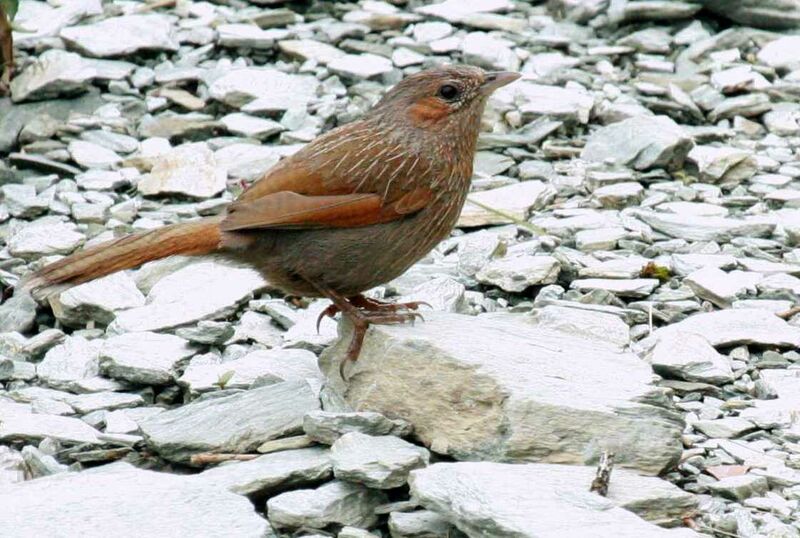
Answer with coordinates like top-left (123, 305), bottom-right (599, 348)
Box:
top-left (370, 65), bottom-right (521, 131)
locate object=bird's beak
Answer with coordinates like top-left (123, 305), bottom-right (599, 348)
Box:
top-left (480, 71), bottom-right (521, 95)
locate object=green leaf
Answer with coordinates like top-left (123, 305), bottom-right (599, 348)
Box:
top-left (216, 370), bottom-right (235, 389)
top-left (0, 0), bottom-right (18, 20)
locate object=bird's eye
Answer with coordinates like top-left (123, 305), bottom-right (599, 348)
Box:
top-left (438, 84), bottom-right (460, 101)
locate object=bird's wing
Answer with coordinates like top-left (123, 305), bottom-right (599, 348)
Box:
top-left (221, 121), bottom-right (435, 232)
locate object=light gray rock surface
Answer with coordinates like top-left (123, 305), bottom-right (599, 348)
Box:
top-left (0, 462), bottom-right (268, 537)
top-left (140, 380), bottom-right (320, 463)
top-left (322, 313), bottom-right (682, 475)
top-left (331, 432), bottom-right (430, 489)
top-left (267, 480), bottom-right (387, 530)
top-left (409, 462), bottom-right (702, 537)
top-left (195, 446), bottom-right (332, 496)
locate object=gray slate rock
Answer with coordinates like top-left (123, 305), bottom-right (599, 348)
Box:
top-left (140, 380), bottom-right (321, 463)
top-left (100, 332), bottom-right (195, 385)
top-left (388, 510), bottom-right (455, 538)
top-left (267, 480), bottom-right (387, 530)
top-left (50, 273), bottom-right (145, 327)
top-left (646, 332), bottom-right (734, 385)
top-left (331, 432), bottom-right (430, 489)
top-left (409, 462), bottom-right (702, 537)
top-left (641, 309), bottom-right (800, 350)
top-left (60, 14), bottom-right (179, 57)
top-left (581, 115), bottom-right (693, 171)
top-left (195, 446), bottom-right (332, 497)
top-left (0, 292), bottom-right (37, 333)
top-left (303, 411), bottom-right (413, 444)
top-left (322, 313), bottom-right (682, 475)
top-left (0, 462), bottom-right (268, 538)
top-left (109, 261), bottom-right (267, 333)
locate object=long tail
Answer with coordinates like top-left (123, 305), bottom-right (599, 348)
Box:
top-left (21, 216), bottom-right (224, 299)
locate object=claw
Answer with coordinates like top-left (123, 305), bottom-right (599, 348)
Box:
top-left (316, 304), bottom-right (339, 333)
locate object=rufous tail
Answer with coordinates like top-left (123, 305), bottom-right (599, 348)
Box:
top-left (20, 216), bottom-right (224, 299)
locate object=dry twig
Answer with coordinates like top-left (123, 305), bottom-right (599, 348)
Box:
top-left (589, 451), bottom-right (614, 497)
top-left (189, 452), bottom-right (259, 465)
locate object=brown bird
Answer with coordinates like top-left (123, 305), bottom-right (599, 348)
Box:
top-left (22, 65), bottom-right (520, 367)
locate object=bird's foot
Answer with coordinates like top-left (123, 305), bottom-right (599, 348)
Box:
top-left (316, 294), bottom-right (429, 332)
top-left (338, 307), bottom-right (422, 379)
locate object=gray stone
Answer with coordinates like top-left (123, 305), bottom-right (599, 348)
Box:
top-left (707, 474), bottom-right (769, 501)
top-left (65, 391), bottom-right (143, 414)
top-left (0, 359), bottom-right (36, 381)
top-left (461, 32), bottom-right (519, 72)
top-left (20, 445), bottom-right (69, 478)
top-left (2, 184), bottom-right (49, 218)
top-left (570, 278), bottom-right (659, 298)
top-left (581, 115), bottom-right (693, 171)
top-left (332, 432), bottom-right (430, 489)
top-left (527, 305), bottom-right (630, 352)
top-left (278, 39), bottom-right (346, 65)
top-left (267, 480), bottom-right (387, 530)
top-left (687, 145), bottom-right (757, 184)
top-left (647, 332), bottom-right (733, 385)
top-left (208, 68), bottom-right (319, 112)
top-left (409, 462), bottom-right (702, 537)
top-left (758, 36), bottom-right (800, 69)
top-left (635, 211), bottom-right (774, 242)
top-left (217, 23), bottom-right (287, 49)
top-left (140, 380), bottom-right (320, 463)
top-left (8, 217), bottom-right (84, 259)
top-left (388, 510), bottom-right (454, 538)
top-left (37, 335), bottom-right (102, 392)
top-left (220, 113), bottom-right (284, 141)
top-left (415, 0), bottom-right (515, 24)
top-left (329, 53), bottom-right (394, 80)
top-left (0, 411), bottom-right (100, 445)
top-left (100, 332), bottom-right (195, 385)
top-left (304, 411), bottom-right (413, 445)
top-left (0, 462), bottom-right (268, 537)
top-left (109, 261), bottom-right (267, 333)
top-left (178, 348), bottom-right (322, 394)
top-left (137, 143), bottom-right (226, 199)
top-left (0, 292), bottom-right (37, 333)
top-left (700, 1), bottom-right (800, 30)
top-left (641, 309), bottom-right (800, 350)
top-left (11, 50), bottom-right (97, 103)
top-left (476, 255), bottom-right (560, 292)
top-left (68, 140), bottom-right (121, 169)
top-left (174, 320), bottom-right (234, 345)
top-left (60, 15), bottom-right (179, 58)
top-left (322, 313), bottom-right (681, 475)
top-left (50, 273), bottom-right (145, 327)
top-left (693, 417), bottom-right (756, 439)
top-left (195, 447), bottom-right (332, 496)
top-left (684, 267), bottom-right (761, 308)
top-left (511, 83), bottom-right (594, 124)
top-left (457, 181), bottom-right (555, 227)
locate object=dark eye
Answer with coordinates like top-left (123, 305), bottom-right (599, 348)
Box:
top-left (438, 84), bottom-right (460, 101)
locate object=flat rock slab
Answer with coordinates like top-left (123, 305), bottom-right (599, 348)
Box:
top-left (0, 410), bottom-right (100, 445)
top-left (322, 313), bottom-right (682, 475)
top-left (641, 309), bottom-right (800, 350)
top-left (410, 462), bottom-right (702, 538)
top-left (140, 380), bottom-right (320, 464)
top-left (195, 447), bottom-right (332, 497)
top-left (109, 261), bottom-right (267, 333)
top-left (0, 462), bottom-right (267, 537)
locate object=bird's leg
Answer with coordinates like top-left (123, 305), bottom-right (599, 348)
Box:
top-left (349, 294), bottom-right (431, 313)
top-left (316, 293), bottom-right (427, 332)
top-left (310, 288), bottom-right (422, 378)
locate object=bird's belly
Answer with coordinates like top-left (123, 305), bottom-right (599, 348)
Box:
top-left (233, 201), bottom-right (461, 297)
